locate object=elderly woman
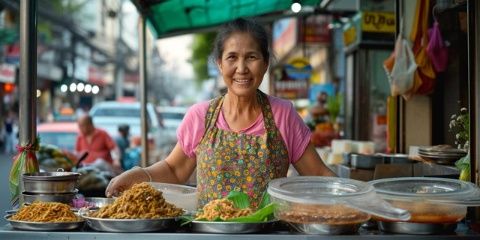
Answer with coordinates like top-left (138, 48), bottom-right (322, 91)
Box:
top-left (106, 18), bottom-right (335, 208)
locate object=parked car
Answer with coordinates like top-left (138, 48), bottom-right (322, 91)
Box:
top-left (89, 101), bottom-right (163, 149)
top-left (156, 106), bottom-right (188, 139)
top-left (37, 121), bottom-right (79, 152)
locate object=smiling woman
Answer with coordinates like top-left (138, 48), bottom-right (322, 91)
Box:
top-left (106, 18), bottom-right (335, 209)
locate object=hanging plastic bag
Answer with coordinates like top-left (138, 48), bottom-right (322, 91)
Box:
top-left (385, 36), bottom-right (417, 97)
top-left (404, 0), bottom-right (436, 97)
top-left (427, 21), bottom-right (448, 72)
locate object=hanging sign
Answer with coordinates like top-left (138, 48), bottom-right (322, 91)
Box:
top-left (361, 11), bottom-right (395, 33)
top-left (273, 58), bottom-right (311, 99)
top-left (0, 63), bottom-right (16, 83)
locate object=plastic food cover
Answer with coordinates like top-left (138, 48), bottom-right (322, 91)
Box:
top-left (267, 176), bottom-right (410, 221)
top-left (369, 177), bottom-right (480, 206)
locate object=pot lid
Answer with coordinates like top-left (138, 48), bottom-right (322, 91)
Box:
top-left (23, 172), bottom-right (81, 181)
top-left (268, 176), bottom-right (410, 221)
top-left (369, 177), bottom-right (480, 206)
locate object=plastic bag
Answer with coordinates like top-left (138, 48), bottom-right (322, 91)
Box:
top-left (427, 21), bottom-right (448, 72)
top-left (385, 36), bottom-right (417, 97)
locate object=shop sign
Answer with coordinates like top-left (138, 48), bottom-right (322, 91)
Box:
top-left (301, 15), bottom-right (331, 44)
top-left (273, 18), bottom-right (297, 59)
top-left (273, 58), bottom-right (311, 99)
top-left (0, 63), bottom-right (16, 83)
top-left (343, 25), bottom-right (357, 47)
top-left (361, 11), bottom-right (395, 33)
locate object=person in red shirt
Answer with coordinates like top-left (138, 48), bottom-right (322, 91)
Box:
top-left (75, 115), bottom-right (120, 169)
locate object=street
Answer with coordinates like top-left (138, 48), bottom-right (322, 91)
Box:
top-left (0, 152), bottom-right (14, 226)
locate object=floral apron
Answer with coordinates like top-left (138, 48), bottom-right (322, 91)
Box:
top-left (195, 91), bottom-right (289, 208)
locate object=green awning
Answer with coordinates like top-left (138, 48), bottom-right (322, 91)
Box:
top-left (132, 0), bottom-right (323, 38)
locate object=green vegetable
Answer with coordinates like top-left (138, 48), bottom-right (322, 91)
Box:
top-left (226, 191), bottom-right (250, 209)
top-left (227, 203), bottom-right (276, 222)
top-left (456, 152), bottom-right (470, 181)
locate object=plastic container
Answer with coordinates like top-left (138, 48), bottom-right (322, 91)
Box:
top-left (369, 177), bottom-right (480, 224)
top-left (267, 176), bottom-right (410, 234)
top-left (148, 182), bottom-right (197, 211)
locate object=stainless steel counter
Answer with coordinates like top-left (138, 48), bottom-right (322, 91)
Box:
top-left (1, 223), bottom-right (479, 240)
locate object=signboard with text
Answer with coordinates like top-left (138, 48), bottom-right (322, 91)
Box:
top-left (273, 58), bottom-right (311, 99)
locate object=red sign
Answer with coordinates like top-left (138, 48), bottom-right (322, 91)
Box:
top-left (0, 64), bottom-right (16, 83)
top-left (301, 15), bottom-right (332, 44)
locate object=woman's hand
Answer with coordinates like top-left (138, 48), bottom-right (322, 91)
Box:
top-left (105, 167), bottom-right (150, 197)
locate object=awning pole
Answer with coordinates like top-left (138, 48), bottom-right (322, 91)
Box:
top-left (139, 15), bottom-right (149, 167)
top-left (19, 0), bottom-right (37, 146)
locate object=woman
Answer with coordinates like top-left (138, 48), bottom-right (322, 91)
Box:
top-left (106, 18), bottom-right (335, 208)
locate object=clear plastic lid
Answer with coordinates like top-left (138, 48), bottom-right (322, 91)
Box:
top-left (268, 176), bottom-right (410, 221)
top-left (369, 177), bottom-right (480, 206)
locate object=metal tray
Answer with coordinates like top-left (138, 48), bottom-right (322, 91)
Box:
top-left (378, 221), bottom-right (457, 235)
top-left (350, 154), bottom-right (384, 169)
top-left (191, 220), bottom-right (277, 234)
top-left (4, 214), bottom-right (84, 231)
top-left (81, 214), bottom-right (177, 232)
top-left (286, 221), bottom-right (361, 235)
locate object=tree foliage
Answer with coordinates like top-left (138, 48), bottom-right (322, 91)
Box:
top-left (189, 32), bottom-right (217, 85)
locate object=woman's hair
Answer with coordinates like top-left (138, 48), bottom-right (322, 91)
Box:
top-left (212, 18), bottom-right (270, 64)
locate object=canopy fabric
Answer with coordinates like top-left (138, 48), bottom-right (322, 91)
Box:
top-left (133, 0), bottom-right (322, 38)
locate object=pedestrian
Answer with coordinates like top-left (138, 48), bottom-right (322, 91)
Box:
top-left (3, 110), bottom-right (16, 154)
top-left (75, 115), bottom-right (121, 170)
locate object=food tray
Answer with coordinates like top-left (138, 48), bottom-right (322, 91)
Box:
top-left (190, 220), bottom-right (277, 234)
top-left (286, 221), bottom-right (360, 235)
top-left (4, 214), bottom-right (84, 231)
top-left (81, 214), bottom-right (177, 232)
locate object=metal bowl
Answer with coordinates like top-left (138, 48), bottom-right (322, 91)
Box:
top-left (378, 221), bottom-right (457, 234)
top-left (23, 172), bottom-right (80, 193)
top-left (191, 220), bottom-right (277, 234)
top-left (5, 214), bottom-right (84, 231)
top-left (22, 191), bottom-right (77, 204)
top-left (286, 221), bottom-right (361, 235)
top-left (74, 197), bottom-right (114, 209)
top-left (81, 212), bottom-right (177, 232)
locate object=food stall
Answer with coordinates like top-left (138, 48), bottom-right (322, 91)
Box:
top-left (2, 0), bottom-right (480, 239)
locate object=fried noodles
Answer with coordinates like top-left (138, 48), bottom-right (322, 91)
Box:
top-left (10, 201), bottom-right (79, 222)
top-left (90, 182), bottom-right (183, 219)
top-left (195, 198), bottom-right (253, 221)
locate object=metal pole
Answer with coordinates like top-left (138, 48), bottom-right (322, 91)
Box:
top-left (468, 0), bottom-right (479, 185)
top-left (19, 0), bottom-right (37, 145)
top-left (139, 15), bottom-right (149, 167)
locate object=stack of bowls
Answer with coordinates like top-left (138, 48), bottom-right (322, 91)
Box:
top-left (22, 172), bottom-right (81, 204)
top-left (418, 145), bottom-right (467, 165)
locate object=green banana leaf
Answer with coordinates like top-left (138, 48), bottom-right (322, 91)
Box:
top-left (9, 138), bottom-right (40, 206)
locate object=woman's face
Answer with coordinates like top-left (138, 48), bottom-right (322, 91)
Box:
top-left (217, 32), bottom-right (268, 98)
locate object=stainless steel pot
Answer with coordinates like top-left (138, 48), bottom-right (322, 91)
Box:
top-left (22, 191), bottom-right (77, 204)
top-left (23, 172), bottom-right (80, 193)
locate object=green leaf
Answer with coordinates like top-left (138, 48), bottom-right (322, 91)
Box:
top-left (258, 191), bottom-right (271, 209)
top-left (226, 191), bottom-right (250, 209)
top-left (227, 203), bottom-right (276, 223)
top-left (455, 152), bottom-right (470, 170)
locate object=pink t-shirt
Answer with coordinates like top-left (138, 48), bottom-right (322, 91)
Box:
top-left (177, 95), bottom-right (311, 164)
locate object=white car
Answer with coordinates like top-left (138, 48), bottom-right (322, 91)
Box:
top-left (157, 106), bottom-right (188, 139)
top-left (89, 101), bottom-right (162, 147)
